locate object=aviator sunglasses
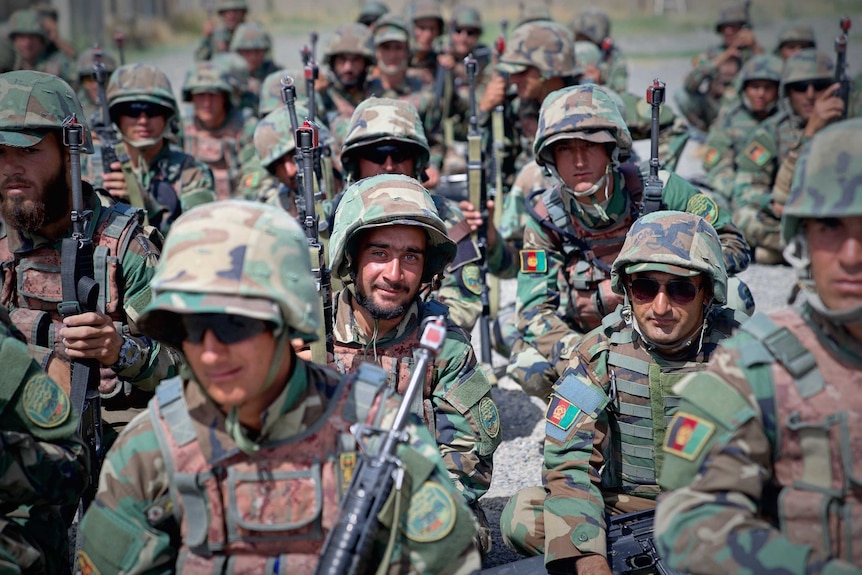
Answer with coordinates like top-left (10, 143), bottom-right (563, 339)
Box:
top-left (786, 79), bottom-right (833, 93)
top-left (364, 144), bottom-right (415, 165)
top-left (628, 277), bottom-right (703, 305)
top-left (180, 313), bottom-right (271, 345)
top-left (115, 101), bottom-right (170, 118)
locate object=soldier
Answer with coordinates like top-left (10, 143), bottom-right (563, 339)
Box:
top-left (317, 23), bottom-right (376, 128)
top-left (0, 71), bottom-right (180, 440)
top-left (774, 22), bottom-right (816, 60)
top-left (702, 53), bottom-right (782, 211)
top-left (732, 49), bottom-right (843, 264)
top-left (620, 90), bottom-right (692, 173)
top-left (501, 210), bottom-right (745, 573)
top-left (75, 47), bottom-right (119, 127)
top-left (229, 22), bottom-right (282, 102)
top-left (0, 308), bottom-right (89, 575)
top-left (211, 51), bottom-right (258, 117)
top-left (195, 0), bottom-right (248, 61)
top-left (357, 0), bottom-right (390, 27)
top-left (181, 60), bottom-right (256, 201)
top-left (571, 10), bottom-right (629, 94)
top-left (249, 107), bottom-right (300, 210)
top-left (509, 84), bottom-right (751, 400)
top-left (340, 97), bottom-right (483, 331)
top-left (406, 0), bottom-right (445, 85)
top-left (97, 63), bottom-right (217, 234)
top-left (675, 2), bottom-right (762, 134)
top-left (7, 9), bottom-right (76, 88)
top-left (655, 119), bottom-right (862, 573)
top-left (77, 200), bottom-right (482, 574)
top-left (329, 174), bottom-right (501, 554)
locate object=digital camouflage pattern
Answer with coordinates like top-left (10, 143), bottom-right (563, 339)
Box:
top-left (0, 308), bottom-right (89, 575)
top-left (502, 211), bottom-right (742, 570)
top-left (703, 53), bottom-right (782, 209)
top-left (510, 85), bottom-right (750, 398)
top-left (80, 201), bottom-right (482, 574)
top-left (497, 20), bottom-right (577, 78)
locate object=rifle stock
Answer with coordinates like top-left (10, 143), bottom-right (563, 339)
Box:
top-left (314, 317), bottom-right (448, 575)
top-left (835, 17), bottom-right (852, 121)
top-left (640, 79), bottom-right (666, 217)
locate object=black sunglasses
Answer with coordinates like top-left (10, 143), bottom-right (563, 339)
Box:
top-left (115, 101), bottom-right (170, 119)
top-left (786, 79), bottom-right (832, 93)
top-left (363, 144), bottom-right (414, 165)
top-left (181, 313), bottom-right (271, 345)
top-left (629, 277), bottom-right (703, 305)
top-left (454, 28), bottom-right (481, 36)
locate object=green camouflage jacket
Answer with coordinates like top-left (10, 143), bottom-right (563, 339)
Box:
top-left (194, 26), bottom-right (234, 62)
top-left (656, 304), bottom-right (862, 573)
top-left (0, 309), bottom-right (89, 575)
top-left (331, 288), bottom-right (500, 505)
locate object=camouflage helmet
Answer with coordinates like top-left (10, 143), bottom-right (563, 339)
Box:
top-left (373, 14), bottom-right (411, 46)
top-left (517, 3), bottom-right (552, 26)
top-left (497, 20), bottom-right (576, 78)
top-left (450, 4), bottom-right (482, 32)
top-left (358, 0), bottom-right (390, 26)
top-left (534, 84), bottom-right (632, 167)
top-left (212, 51), bottom-right (251, 87)
top-left (139, 200), bottom-right (320, 344)
top-left (782, 48), bottom-right (834, 89)
top-left (107, 63), bottom-right (179, 120)
top-left (341, 97), bottom-right (430, 180)
top-left (182, 60), bottom-right (237, 106)
top-left (782, 118), bottom-right (862, 245)
top-left (571, 11), bottom-right (611, 46)
top-left (324, 23), bottom-right (375, 68)
top-left (0, 70), bottom-right (94, 153)
top-left (775, 23), bottom-right (816, 53)
top-left (76, 47), bottom-right (118, 80)
top-left (407, 0), bottom-right (445, 31)
top-left (740, 53), bottom-right (782, 86)
top-left (216, 0), bottom-right (249, 12)
top-left (329, 174), bottom-right (456, 283)
top-left (574, 41), bottom-right (602, 72)
top-left (620, 90), bottom-right (676, 140)
top-left (611, 210), bottom-right (728, 305)
top-left (253, 105), bottom-right (310, 172)
top-left (230, 22), bottom-right (272, 51)
top-left (715, 2), bottom-right (749, 32)
top-left (7, 10), bottom-right (47, 41)
top-left (258, 70), bottom-right (306, 116)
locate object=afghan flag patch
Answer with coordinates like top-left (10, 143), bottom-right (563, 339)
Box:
top-left (520, 249), bottom-right (547, 274)
top-left (703, 147), bottom-right (720, 168)
top-left (745, 141), bottom-right (772, 166)
top-left (546, 394), bottom-right (581, 431)
top-left (664, 412), bottom-right (715, 461)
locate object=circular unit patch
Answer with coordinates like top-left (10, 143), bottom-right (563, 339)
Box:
top-left (22, 373), bottom-right (70, 428)
top-left (403, 480), bottom-right (456, 543)
top-left (478, 397), bottom-right (500, 438)
top-left (461, 266), bottom-right (483, 296)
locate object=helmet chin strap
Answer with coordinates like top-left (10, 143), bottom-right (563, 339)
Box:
top-left (548, 163), bottom-right (612, 223)
top-left (623, 295), bottom-right (711, 356)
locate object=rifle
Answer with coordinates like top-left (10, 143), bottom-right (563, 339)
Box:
top-left (310, 31), bottom-right (319, 65)
top-left (465, 55), bottom-right (493, 366)
top-left (607, 509), bottom-right (682, 575)
top-left (296, 120), bottom-right (334, 365)
top-left (58, 116), bottom-right (103, 513)
top-left (91, 46), bottom-right (148, 225)
top-left (314, 317), bottom-right (448, 575)
top-left (835, 16), bottom-right (852, 121)
top-left (640, 79), bottom-right (666, 217)
top-left (113, 31), bottom-right (125, 66)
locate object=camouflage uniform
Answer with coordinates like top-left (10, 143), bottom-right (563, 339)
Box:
top-left (702, 53), bottom-right (782, 211)
top-left (194, 0), bottom-right (248, 61)
top-left (570, 10), bottom-right (629, 94)
top-left (510, 84), bottom-right (751, 399)
top-left (75, 47), bottom-right (118, 129)
top-left (329, 174), bottom-right (500, 553)
top-left (655, 119), bottom-right (862, 574)
top-left (340, 97), bottom-right (483, 332)
top-left (0, 71), bottom-right (180, 435)
top-left (181, 60), bottom-right (256, 200)
top-left (78, 200), bottom-right (482, 574)
top-left (92, 63), bottom-right (217, 234)
top-left (7, 9), bottom-right (76, 89)
top-left (357, 0), bottom-right (389, 26)
top-left (732, 49), bottom-right (834, 259)
top-left (502, 211), bottom-right (744, 570)
top-left (318, 23), bottom-right (375, 129)
top-left (229, 22), bottom-right (282, 102)
top-left (620, 91), bottom-right (692, 173)
top-left (406, 0), bottom-right (445, 85)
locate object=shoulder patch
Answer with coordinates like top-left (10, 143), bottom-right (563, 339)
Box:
top-left (242, 172), bottom-right (260, 189)
top-left (403, 480), bottom-right (456, 542)
top-left (703, 147), bottom-right (721, 169)
top-left (664, 411), bottom-right (715, 461)
top-left (519, 249), bottom-right (548, 274)
top-left (461, 265), bottom-right (483, 296)
top-left (686, 193), bottom-right (719, 225)
top-left (22, 373), bottom-right (70, 428)
top-left (546, 394), bottom-right (581, 431)
top-left (744, 141), bottom-right (772, 166)
top-left (478, 397), bottom-right (500, 438)
top-left (77, 550), bottom-right (100, 575)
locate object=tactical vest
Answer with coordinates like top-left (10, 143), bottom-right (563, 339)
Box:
top-left (184, 112), bottom-right (245, 201)
top-left (149, 365), bottom-right (385, 574)
top-left (600, 307), bottom-right (742, 498)
top-left (530, 166), bottom-right (643, 333)
top-left (740, 309), bottom-right (862, 563)
top-left (0, 203), bottom-right (144, 364)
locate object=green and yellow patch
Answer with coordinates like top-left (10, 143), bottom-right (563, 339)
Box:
top-left (461, 266), bottom-right (483, 296)
top-left (703, 147), bottom-right (721, 168)
top-left (664, 412), bottom-right (715, 461)
top-left (478, 397), bottom-right (500, 438)
top-left (745, 141), bottom-right (772, 166)
top-left (403, 481), bottom-right (456, 542)
top-left (520, 249), bottom-right (547, 274)
top-left (546, 394), bottom-right (580, 431)
top-left (686, 194), bottom-right (719, 225)
top-left (22, 373), bottom-right (70, 428)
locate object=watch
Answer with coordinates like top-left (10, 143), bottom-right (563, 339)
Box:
top-left (110, 335), bottom-right (142, 373)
